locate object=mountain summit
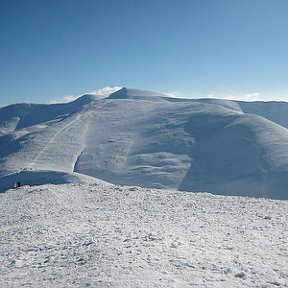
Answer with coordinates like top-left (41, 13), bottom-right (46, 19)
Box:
top-left (107, 87), bottom-right (169, 100)
top-left (1, 88), bottom-right (288, 199)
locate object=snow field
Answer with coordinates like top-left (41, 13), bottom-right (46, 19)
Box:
top-left (0, 183), bottom-right (287, 287)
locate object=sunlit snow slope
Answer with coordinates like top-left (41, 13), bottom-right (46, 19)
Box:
top-left (1, 88), bottom-right (288, 199)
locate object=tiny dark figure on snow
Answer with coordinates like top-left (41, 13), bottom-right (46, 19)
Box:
top-left (14, 181), bottom-right (21, 188)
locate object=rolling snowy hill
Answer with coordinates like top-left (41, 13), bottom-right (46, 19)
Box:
top-left (0, 88), bottom-right (288, 199)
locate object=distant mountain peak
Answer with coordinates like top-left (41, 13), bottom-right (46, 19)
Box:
top-left (108, 87), bottom-right (168, 100)
top-left (107, 87), bottom-right (129, 99)
top-left (71, 93), bottom-right (109, 105)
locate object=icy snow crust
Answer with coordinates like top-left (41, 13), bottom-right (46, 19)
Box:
top-left (0, 183), bottom-right (287, 287)
top-left (0, 88), bottom-right (288, 199)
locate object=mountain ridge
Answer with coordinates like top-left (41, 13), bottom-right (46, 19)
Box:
top-left (0, 88), bottom-right (288, 199)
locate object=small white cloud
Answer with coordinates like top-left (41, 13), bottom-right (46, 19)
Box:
top-left (164, 91), bottom-right (180, 98)
top-left (241, 92), bottom-right (262, 101)
top-left (207, 92), bottom-right (262, 102)
top-left (89, 86), bottom-right (122, 96)
top-left (48, 95), bottom-right (80, 104)
top-left (48, 86), bottom-right (122, 104)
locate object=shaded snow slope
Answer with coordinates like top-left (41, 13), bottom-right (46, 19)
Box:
top-left (0, 95), bottom-right (98, 135)
top-left (0, 183), bottom-right (287, 287)
top-left (239, 101), bottom-right (288, 129)
top-left (0, 170), bottom-right (107, 193)
top-left (0, 88), bottom-right (288, 199)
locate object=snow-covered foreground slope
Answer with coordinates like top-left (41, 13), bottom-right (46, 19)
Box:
top-left (1, 88), bottom-right (288, 199)
top-left (0, 183), bottom-right (287, 287)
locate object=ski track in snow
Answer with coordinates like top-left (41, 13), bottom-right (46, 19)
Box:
top-left (28, 100), bottom-right (112, 172)
top-left (0, 183), bottom-right (287, 288)
top-left (72, 100), bottom-right (112, 173)
top-left (29, 112), bottom-right (84, 169)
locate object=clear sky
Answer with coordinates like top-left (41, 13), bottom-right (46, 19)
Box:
top-left (1, 0), bottom-right (288, 107)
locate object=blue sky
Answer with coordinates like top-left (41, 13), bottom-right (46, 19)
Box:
top-left (1, 0), bottom-right (288, 107)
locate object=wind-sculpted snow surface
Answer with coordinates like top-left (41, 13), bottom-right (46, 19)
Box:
top-left (0, 183), bottom-right (287, 287)
top-left (0, 88), bottom-right (288, 199)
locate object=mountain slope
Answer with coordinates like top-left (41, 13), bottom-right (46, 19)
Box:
top-left (239, 100), bottom-right (288, 129)
top-left (0, 88), bottom-right (288, 199)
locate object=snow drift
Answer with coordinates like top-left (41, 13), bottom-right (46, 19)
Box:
top-left (0, 88), bottom-right (288, 199)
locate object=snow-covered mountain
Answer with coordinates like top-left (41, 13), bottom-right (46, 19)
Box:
top-left (1, 88), bottom-right (288, 199)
